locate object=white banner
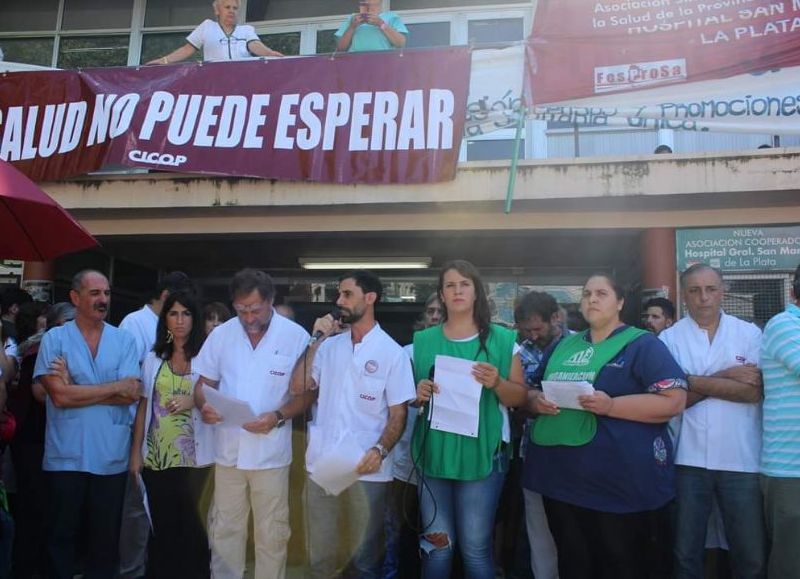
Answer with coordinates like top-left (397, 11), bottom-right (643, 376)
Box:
top-left (466, 46), bottom-right (800, 136)
top-left (533, 66), bottom-right (800, 133)
top-left (466, 45), bottom-right (525, 138)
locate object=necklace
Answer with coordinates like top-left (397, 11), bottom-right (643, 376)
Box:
top-left (167, 356), bottom-right (191, 396)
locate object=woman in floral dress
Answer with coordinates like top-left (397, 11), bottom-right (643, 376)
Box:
top-left (130, 290), bottom-right (214, 578)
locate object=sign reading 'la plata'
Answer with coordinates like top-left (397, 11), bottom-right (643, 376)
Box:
top-left (677, 227), bottom-right (800, 272)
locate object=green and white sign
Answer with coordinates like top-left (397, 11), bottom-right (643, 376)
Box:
top-left (677, 227), bottom-right (800, 272)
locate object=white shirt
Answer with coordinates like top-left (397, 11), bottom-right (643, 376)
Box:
top-left (308, 323), bottom-right (415, 483)
top-left (3, 336), bottom-right (17, 364)
top-left (660, 311), bottom-right (763, 473)
top-left (119, 305), bottom-right (158, 364)
top-left (186, 19), bottom-right (260, 62)
top-left (193, 312), bottom-right (309, 470)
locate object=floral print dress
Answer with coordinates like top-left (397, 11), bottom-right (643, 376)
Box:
top-left (144, 362), bottom-right (198, 470)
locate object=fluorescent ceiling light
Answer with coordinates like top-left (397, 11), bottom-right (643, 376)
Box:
top-left (299, 257), bottom-right (432, 270)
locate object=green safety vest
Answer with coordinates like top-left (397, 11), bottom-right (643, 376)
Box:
top-left (532, 326), bottom-right (647, 446)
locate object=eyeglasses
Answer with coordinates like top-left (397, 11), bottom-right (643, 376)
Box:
top-left (426, 307), bottom-right (443, 315)
top-left (233, 302), bottom-right (267, 314)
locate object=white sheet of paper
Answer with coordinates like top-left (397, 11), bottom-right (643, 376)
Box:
top-left (202, 385), bottom-right (257, 428)
top-left (541, 380), bottom-right (595, 410)
top-left (136, 473), bottom-right (153, 531)
top-left (309, 435), bottom-right (363, 496)
top-left (430, 355), bottom-right (482, 438)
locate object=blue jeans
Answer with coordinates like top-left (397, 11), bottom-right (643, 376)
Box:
top-left (674, 466), bottom-right (766, 579)
top-left (418, 454), bottom-right (507, 579)
top-left (306, 478), bottom-right (388, 579)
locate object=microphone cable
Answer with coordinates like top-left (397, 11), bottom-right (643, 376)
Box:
top-left (299, 306), bottom-right (341, 571)
top-left (405, 364), bottom-right (438, 536)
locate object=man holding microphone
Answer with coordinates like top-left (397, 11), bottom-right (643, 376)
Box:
top-left (290, 269), bottom-right (415, 579)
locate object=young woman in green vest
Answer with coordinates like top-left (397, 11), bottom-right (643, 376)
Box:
top-left (525, 274), bottom-right (687, 579)
top-left (412, 260), bottom-right (527, 579)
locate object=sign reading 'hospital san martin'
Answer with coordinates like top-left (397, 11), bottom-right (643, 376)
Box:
top-left (677, 227), bottom-right (800, 272)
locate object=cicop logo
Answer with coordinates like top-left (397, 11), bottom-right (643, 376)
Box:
top-left (564, 348), bottom-right (594, 367)
top-left (128, 150), bottom-right (187, 167)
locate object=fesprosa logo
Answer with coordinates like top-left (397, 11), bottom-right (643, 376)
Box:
top-left (564, 347), bottom-right (594, 367)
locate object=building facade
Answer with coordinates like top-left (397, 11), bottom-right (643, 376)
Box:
top-left (2, 0), bottom-right (799, 337)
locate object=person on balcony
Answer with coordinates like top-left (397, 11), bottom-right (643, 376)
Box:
top-left (335, 0), bottom-right (408, 53)
top-left (147, 0), bottom-right (282, 65)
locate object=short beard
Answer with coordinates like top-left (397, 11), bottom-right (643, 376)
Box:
top-left (341, 308), bottom-right (364, 325)
top-left (241, 320), bottom-right (267, 335)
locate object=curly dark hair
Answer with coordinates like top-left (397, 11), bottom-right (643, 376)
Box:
top-left (153, 290), bottom-right (205, 360)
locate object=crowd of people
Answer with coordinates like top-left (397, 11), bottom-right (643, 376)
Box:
top-left (1, 2), bottom-right (794, 579)
top-left (0, 259), bottom-right (796, 579)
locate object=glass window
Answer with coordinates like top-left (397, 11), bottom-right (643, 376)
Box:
top-left (247, 0), bottom-right (352, 22)
top-left (405, 22), bottom-right (450, 48)
top-left (144, 0), bottom-right (214, 28)
top-left (140, 32), bottom-right (202, 64)
top-left (58, 35), bottom-right (130, 68)
top-left (467, 139), bottom-right (524, 161)
top-left (723, 278), bottom-right (785, 326)
top-left (0, 38), bottom-right (55, 66)
top-left (392, 0), bottom-right (519, 8)
top-left (62, 0), bottom-right (134, 30)
top-left (468, 17), bottom-right (524, 44)
top-left (259, 32), bottom-right (301, 56)
top-left (0, 2), bottom-right (60, 32)
top-left (315, 29), bottom-right (338, 54)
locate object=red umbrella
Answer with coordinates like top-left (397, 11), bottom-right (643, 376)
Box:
top-left (0, 160), bottom-right (98, 260)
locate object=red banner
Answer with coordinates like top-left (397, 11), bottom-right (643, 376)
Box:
top-left (0, 47), bottom-right (470, 184)
top-left (526, 0), bottom-right (800, 104)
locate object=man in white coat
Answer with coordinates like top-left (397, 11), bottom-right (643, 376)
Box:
top-left (290, 269), bottom-right (414, 579)
top-left (194, 269), bottom-right (309, 579)
top-left (660, 263), bottom-right (766, 579)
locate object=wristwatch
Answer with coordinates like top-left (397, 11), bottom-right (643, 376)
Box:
top-left (273, 410), bottom-right (286, 429)
top-left (372, 443), bottom-right (389, 460)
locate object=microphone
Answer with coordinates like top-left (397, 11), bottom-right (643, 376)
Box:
top-left (419, 365), bottom-right (436, 415)
top-left (308, 308), bottom-right (342, 346)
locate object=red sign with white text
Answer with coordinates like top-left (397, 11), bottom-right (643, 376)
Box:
top-left (0, 47), bottom-right (470, 184)
top-left (526, 0), bottom-right (800, 104)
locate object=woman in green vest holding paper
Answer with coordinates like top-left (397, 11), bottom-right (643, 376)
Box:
top-left (412, 260), bottom-right (527, 579)
top-left (524, 274), bottom-right (687, 579)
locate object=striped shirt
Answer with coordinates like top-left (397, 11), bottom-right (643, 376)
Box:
top-left (761, 303), bottom-right (800, 477)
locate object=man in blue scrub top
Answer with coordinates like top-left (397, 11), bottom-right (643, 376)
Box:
top-left (34, 270), bottom-right (141, 579)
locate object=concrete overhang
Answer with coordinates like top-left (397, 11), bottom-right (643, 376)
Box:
top-left (39, 148), bottom-right (800, 235)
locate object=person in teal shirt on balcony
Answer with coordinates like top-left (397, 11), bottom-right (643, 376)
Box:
top-left (335, 0), bottom-right (408, 53)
